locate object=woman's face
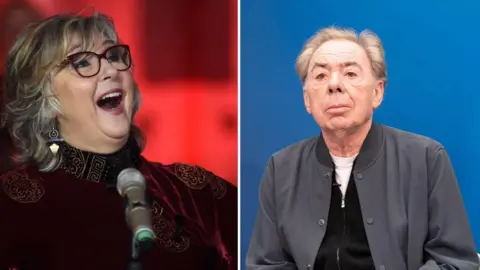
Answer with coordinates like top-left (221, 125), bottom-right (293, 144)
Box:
top-left (51, 36), bottom-right (135, 153)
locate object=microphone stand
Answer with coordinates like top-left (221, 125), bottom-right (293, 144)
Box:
top-left (127, 235), bottom-right (143, 270)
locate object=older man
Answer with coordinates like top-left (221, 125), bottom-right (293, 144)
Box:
top-left (246, 27), bottom-right (479, 270)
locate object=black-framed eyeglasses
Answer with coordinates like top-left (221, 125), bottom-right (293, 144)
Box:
top-left (61, 44), bottom-right (132, 78)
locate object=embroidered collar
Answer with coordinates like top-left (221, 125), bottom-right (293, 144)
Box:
top-left (57, 137), bottom-right (142, 187)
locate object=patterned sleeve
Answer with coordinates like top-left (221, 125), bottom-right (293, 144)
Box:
top-left (0, 168), bottom-right (46, 269)
top-left (209, 172), bottom-right (238, 269)
top-left (168, 163), bottom-right (238, 270)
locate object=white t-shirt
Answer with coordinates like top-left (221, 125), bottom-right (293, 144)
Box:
top-left (330, 153), bottom-right (357, 207)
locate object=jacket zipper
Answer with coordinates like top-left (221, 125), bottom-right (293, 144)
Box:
top-left (336, 248), bottom-right (341, 270)
top-left (338, 189), bottom-right (346, 270)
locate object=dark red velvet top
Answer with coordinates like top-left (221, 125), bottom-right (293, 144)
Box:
top-left (0, 138), bottom-right (238, 270)
top-left (0, 127), bottom-right (13, 174)
top-left (0, 74), bottom-right (14, 174)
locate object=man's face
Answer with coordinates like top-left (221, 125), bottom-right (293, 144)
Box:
top-left (303, 39), bottom-right (384, 132)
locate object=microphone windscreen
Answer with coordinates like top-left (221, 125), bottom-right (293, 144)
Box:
top-left (117, 168), bottom-right (145, 196)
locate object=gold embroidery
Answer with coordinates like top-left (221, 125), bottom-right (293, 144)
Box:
top-left (2, 171), bottom-right (45, 203)
top-left (151, 201), bottom-right (190, 252)
top-left (174, 163), bottom-right (209, 189)
top-left (59, 145), bottom-right (108, 182)
top-left (151, 201), bottom-right (164, 216)
top-left (60, 145), bottom-right (87, 178)
top-left (86, 156), bottom-right (107, 182)
top-left (210, 176), bottom-right (227, 199)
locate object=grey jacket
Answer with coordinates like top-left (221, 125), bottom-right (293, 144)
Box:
top-left (246, 123), bottom-right (479, 270)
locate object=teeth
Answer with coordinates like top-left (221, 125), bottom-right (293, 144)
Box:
top-left (101, 92), bottom-right (122, 100)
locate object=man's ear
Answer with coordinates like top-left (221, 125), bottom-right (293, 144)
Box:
top-left (372, 80), bottom-right (384, 109)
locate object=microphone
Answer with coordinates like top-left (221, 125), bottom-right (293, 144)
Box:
top-left (117, 168), bottom-right (156, 254)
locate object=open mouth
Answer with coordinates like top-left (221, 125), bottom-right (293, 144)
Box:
top-left (96, 90), bottom-right (124, 110)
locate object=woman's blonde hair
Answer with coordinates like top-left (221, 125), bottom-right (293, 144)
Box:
top-left (1, 12), bottom-right (144, 172)
top-left (295, 26), bottom-right (387, 86)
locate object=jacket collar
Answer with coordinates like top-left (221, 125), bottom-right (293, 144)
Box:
top-left (315, 122), bottom-right (384, 171)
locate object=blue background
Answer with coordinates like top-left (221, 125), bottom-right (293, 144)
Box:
top-left (240, 0), bottom-right (480, 268)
